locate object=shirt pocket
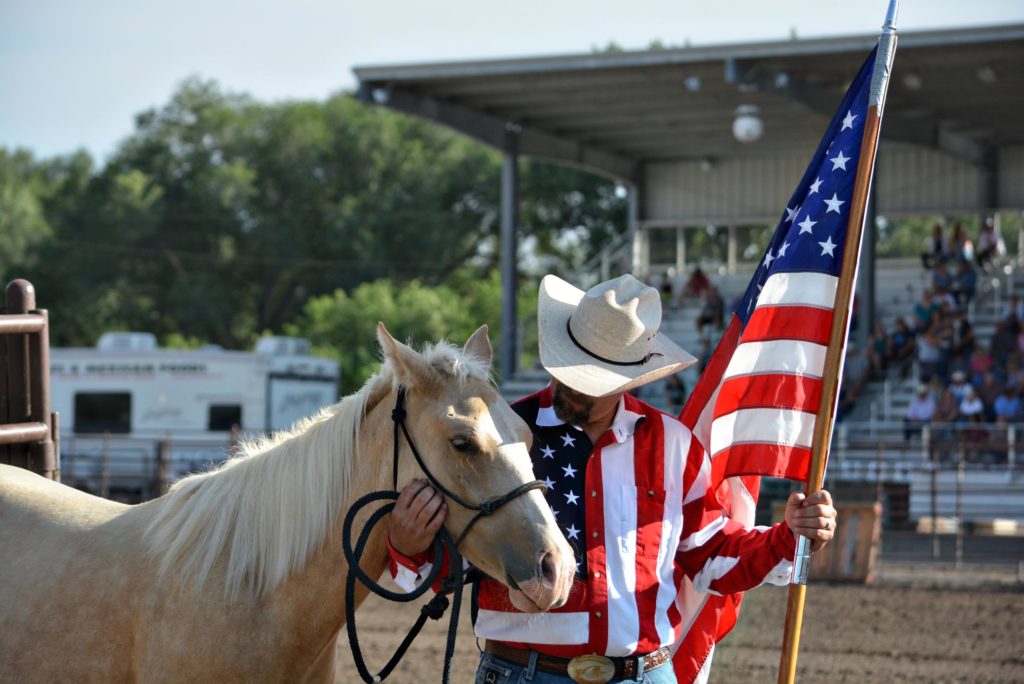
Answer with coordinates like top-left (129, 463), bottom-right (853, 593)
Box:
top-left (624, 486), bottom-right (669, 560)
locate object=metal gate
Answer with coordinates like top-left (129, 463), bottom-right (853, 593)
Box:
top-left (0, 279), bottom-right (58, 479)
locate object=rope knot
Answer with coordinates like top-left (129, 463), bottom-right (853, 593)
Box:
top-left (422, 593), bottom-right (450, 620)
top-left (391, 407), bottom-right (407, 422)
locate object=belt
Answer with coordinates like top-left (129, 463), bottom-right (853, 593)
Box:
top-left (483, 641), bottom-right (672, 683)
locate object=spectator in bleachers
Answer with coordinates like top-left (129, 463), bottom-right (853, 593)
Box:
top-left (904, 384), bottom-right (936, 441)
top-left (969, 346), bottom-right (994, 388)
top-left (952, 260), bottom-right (978, 307)
top-left (678, 266), bottom-right (710, 303)
top-left (931, 261), bottom-right (954, 296)
top-left (921, 223), bottom-right (948, 269)
top-left (932, 387), bottom-right (960, 449)
top-left (1001, 294), bottom-right (1024, 327)
top-left (917, 326), bottom-right (943, 383)
top-left (951, 222), bottom-right (974, 264)
top-left (947, 353), bottom-right (970, 384)
top-left (993, 386), bottom-right (1022, 425)
top-left (975, 217), bottom-right (1005, 271)
top-left (976, 372), bottom-right (1002, 422)
top-left (842, 343), bottom-right (871, 399)
top-left (695, 285), bottom-right (725, 335)
top-left (663, 374), bottom-right (686, 415)
top-left (868, 321), bottom-right (889, 376)
top-left (950, 310), bottom-right (975, 358)
top-left (950, 371), bottom-right (974, 404)
top-left (991, 320), bottom-right (1018, 369)
top-left (886, 318), bottom-right (915, 374)
top-left (697, 336), bottom-right (713, 374)
top-left (913, 290), bottom-right (941, 334)
top-left (958, 386), bottom-right (987, 444)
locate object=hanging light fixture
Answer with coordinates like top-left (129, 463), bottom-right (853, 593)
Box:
top-left (732, 104), bottom-right (764, 143)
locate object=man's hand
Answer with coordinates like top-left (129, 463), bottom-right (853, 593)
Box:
top-left (388, 479), bottom-right (448, 558)
top-left (784, 489), bottom-right (836, 553)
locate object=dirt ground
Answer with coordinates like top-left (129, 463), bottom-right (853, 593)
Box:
top-left (334, 569), bottom-right (1024, 683)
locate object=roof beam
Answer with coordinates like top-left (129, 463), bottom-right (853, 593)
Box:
top-left (357, 84), bottom-right (639, 182)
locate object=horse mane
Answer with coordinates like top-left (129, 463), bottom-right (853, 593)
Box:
top-left (144, 339), bottom-right (490, 599)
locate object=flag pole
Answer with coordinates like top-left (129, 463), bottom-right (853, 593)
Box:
top-left (776, 2), bottom-right (899, 682)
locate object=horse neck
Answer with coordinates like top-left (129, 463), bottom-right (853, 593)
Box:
top-left (265, 388), bottom-right (396, 652)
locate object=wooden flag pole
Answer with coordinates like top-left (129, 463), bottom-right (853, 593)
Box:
top-left (777, 3), bottom-right (898, 682)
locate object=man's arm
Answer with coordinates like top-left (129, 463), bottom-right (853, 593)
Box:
top-left (676, 454), bottom-right (836, 595)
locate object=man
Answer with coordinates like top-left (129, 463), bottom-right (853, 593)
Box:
top-left (388, 274), bottom-right (837, 684)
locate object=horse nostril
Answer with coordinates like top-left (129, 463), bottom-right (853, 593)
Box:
top-left (540, 552), bottom-right (557, 586)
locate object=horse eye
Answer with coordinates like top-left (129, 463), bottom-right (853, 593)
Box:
top-left (450, 437), bottom-right (478, 454)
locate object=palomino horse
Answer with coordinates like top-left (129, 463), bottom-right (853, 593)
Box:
top-left (0, 324), bottom-right (575, 682)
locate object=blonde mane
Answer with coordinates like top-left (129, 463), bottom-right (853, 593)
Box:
top-left (145, 339), bottom-right (490, 599)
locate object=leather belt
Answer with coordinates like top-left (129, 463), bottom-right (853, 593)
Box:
top-left (484, 641), bottom-right (672, 683)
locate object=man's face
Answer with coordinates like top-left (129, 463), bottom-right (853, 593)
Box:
top-left (551, 380), bottom-right (595, 426)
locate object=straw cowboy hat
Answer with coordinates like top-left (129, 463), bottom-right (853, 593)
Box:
top-left (538, 274), bottom-right (697, 398)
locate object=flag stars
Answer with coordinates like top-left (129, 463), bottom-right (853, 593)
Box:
top-left (762, 249), bottom-right (775, 270)
top-left (564, 491), bottom-right (580, 505)
top-left (819, 235), bottom-right (838, 257)
top-left (561, 464), bottom-right (578, 478)
top-left (561, 433), bottom-right (576, 448)
top-left (777, 241), bottom-right (791, 258)
top-left (565, 524), bottom-right (580, 540)
top-left (841, 110), bottom-right (858, 131)
top-left (809, 177), bottom-right (823, 195)
top-left (543, 476), bottom-right (556, 491)
top-left (784, 204), bottom-right (801, 223)
top-left (798, 215), bottom-right (817, 235)
top-left (830, 150), bottom-right (850, 171)
top-left (540, 445), bottom-right (556, 459)
top-left (824, 193), bottom-right (845, 214)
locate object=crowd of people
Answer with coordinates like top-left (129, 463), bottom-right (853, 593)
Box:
top-left (885, 220), bottom-right (1021, 457)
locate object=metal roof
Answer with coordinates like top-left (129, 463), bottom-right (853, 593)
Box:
top-left (354, 23), bottom-right (1024, 182)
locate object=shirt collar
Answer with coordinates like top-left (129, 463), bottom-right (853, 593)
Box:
top-left (534, 383), bottom-right (646, 444)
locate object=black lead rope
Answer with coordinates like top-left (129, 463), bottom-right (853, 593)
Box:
top-left (342, 386), bottom-right (547, 684)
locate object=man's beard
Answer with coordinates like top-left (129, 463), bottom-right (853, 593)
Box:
top-left (552, 382), bottom-right (593, 426)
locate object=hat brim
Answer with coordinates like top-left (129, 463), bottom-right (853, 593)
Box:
top-left (537, 275), bottom-right (697, 398)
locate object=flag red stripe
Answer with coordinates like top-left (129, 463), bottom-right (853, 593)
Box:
top-left (711, 443), bottom-right (812, 482)
top-left (715, 374), bottom-right (822, 416)
top-left (742, 305), bottom-right (833, 345)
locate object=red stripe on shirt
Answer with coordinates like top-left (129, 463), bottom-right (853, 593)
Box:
top-left (634, 409), bottom-right (666, 653)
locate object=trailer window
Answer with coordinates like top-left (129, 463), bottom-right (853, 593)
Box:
top-left (74, 393), bottom-right (131, 433)
top-left (208, 404), bottom-right (242, 432)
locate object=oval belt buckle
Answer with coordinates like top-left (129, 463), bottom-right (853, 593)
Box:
top-left (567, 654), bottom-right (616, 684)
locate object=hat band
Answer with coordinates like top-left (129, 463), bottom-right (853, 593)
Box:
top-left (566, 320), bottom-right (663, 367)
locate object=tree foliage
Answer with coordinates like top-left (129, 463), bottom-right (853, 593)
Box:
top-left (1, 78), bottom-right (627, 378)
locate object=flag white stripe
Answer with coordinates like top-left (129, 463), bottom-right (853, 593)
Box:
top-left (755, 272), bottom-right (839, 309)
top-left (710, 408), bottom-right (817, 456)
top-left (722, 340), bottom-right (828, 379)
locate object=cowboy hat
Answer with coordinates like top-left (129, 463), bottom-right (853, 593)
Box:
top-left (537, 274), bottom-right (697, 397)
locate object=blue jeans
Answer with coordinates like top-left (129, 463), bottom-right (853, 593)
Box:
top-left (474, 652), bottom-right (678, 684)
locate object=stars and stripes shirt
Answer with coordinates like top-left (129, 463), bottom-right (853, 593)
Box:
top-left (388, 385), bottom-right (795, 659)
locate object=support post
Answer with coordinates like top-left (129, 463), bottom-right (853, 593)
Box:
top-left (499, 130), bottom-right (519, 386)
top-left (628, 176), bottom-right (644, 278)
top-left (675, 226), bottom-right (686, 278)
top-left (727, 225), bottom-right (738, 273)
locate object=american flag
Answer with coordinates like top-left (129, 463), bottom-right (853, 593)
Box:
top-left (672, 47), bottom-right (879, 682)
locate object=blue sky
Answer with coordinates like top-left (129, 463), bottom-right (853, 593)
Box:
top-left (2, 0), bottom-right (1022, 162)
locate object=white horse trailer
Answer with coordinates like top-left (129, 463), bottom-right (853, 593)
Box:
top-left (51, 332), bottom-right (339, 499)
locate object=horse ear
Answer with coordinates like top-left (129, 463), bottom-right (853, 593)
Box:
top-left (377, 322), bottom-right (433, 387)
top-left (463, 324), bottom-right (492, 368)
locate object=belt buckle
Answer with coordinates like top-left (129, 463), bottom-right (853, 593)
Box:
top-left (567, 654), bottom-right (616, 684)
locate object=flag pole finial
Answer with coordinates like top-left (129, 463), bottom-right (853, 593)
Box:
top-left (882, 0), bottom-right (900, 34)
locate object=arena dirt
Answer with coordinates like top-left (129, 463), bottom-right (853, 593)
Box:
top-left (335, 579), bottom-right (1023, 683)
